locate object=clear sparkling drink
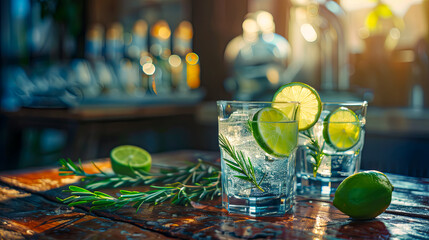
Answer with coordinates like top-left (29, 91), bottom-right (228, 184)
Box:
top-left (296, 102), bottom-right (367, 197)
top-left (217, 101), bottom-right (299, 217)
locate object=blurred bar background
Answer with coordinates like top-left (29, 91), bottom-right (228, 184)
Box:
top-left (1, 0), bottom-right (428, 177)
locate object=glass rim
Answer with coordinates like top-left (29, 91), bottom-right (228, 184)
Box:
top-left (216, 100), bottom-right (300, 105)
top-left (322, 101), bottom-right (368, 107)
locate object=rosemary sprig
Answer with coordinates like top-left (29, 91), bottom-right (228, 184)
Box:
top-left (218, 134), bottom-right (265, 192)
top-left (301, 129), bottom-right (326, 177)
top-left (59, 158), bottom-right (220, 190)
top-left (59, 158), bottom-right (147, 189)
top-left (57, 159), bottom-right (221, 210)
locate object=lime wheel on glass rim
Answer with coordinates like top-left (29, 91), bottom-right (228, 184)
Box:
top-left (272, 82), bottom-right (322, 131)
top-left (251, 107), bottom-right (298, 157)
top-left (110, 145), bottom-right (152, 177)
top-left (323, 107), bottom-right (361, 151)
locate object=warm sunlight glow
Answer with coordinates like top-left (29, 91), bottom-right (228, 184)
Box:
top-left (87, 24), bottom-right (103, 40)
top-left (142, 62), bottom-right (155, 75)
top-left (186, 53), bottom-right (199, 65)
top-left (169, 55), bottom-right (182, 68)
top-left (243, 19), bottom-right (258, 35)
top-left (224, 36), bottom-right (245, 64)
top-left (262, 33), bottom-right (275, 42)
top-left (256, 11), bottom-right (274, 33)
top-left (266, 68), bottom-right (279, 85)
top-left (186, 53), bottom-right (200, 89)
top-left (106, 22), bottom-right (123, 40)
top-left (396, 50), bottom-right (415, 62)
top-left (140, 55), bottom-right (152, 66)
top-left (300, 23), bottom-right (318, 42)
top-left (389, 28), bottom-right (401, 39)
top-left (358, 28), bottom-right (370, 39)
top-left (151, 20), bottom-right (171, 40)
top-left (133, 20), bottom-right (148, 37)
top-left (174, 21), bottom-right (193, 40)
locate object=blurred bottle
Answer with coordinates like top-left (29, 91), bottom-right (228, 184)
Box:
top-left (2, 0), bottom-right (30, 59)
top-left (69, 59), bottom-right (100, 98)
top-left (410, 39), bottom-right (429, 109)
top-left (125, 20), bottom-right (149, 96)
top-left (140, 53), bottom-right (156, 94)
top-left (173, 21), bottom-right (193, 56)
top-left (172, 21), bottom-right (197, 92)
top-left (1, 67), bottom-right (31, 110)
top-left (168, 54), bottom-right (185, 91)
top-left (118, 58), bottom-right (141, 96)
top-left (105, 22), bottom-right (142, 96)
top-left (85, 24), bottom-right (104, 60)
top-left (28, 1), bottom-right (54, 56)
top-left (61, 24), bottom-right (102, 100)
top-left (185, 52), bottom-right (200, 90)
top-left (288, 0), bottom-right (349, 91)
top-left (127, 20), bottom-right (149, 60)
top-left (224, 11), bottom-right (290, 101)
top-left (150, 20), bottom-right (172, 95)
top-left (85, 24), bottom-right (117, 95)
top-left (105, 22), bottom-right (124, 62)
top-left (104, 22), bottom-right (124, 95)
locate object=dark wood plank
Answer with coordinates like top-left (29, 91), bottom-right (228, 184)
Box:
top-left (0, 183), bottom-right (174, 240)
top-left (0, 160), bottom-right (112, 192)
top-left (384, 173), bottom-right (429, 219)
top-left (1, 151), bottom-right (428, 239)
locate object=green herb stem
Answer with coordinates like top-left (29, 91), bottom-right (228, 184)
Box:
top-left (218, 134), bottom-right (265, 192)
top-left (301, 129), bottom-right (326, 177)
top-left (57, 158), bottom-right (221, 210)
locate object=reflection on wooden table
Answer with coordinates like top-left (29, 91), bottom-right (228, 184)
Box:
top-left (0, 151), bottom-right (428, 239)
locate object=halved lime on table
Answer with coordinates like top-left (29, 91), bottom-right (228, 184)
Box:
top-left (110, 145), bottom-right (152, 176)
top-left (272, 82), bottom-right (322, 131)
top-left (323, 107), bottom-right (361, 151)
top-left (251, 107), bottom-right (298, 157)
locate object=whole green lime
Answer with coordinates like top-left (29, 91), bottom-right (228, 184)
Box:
top-left (333, 170), bottom-right (394, 220)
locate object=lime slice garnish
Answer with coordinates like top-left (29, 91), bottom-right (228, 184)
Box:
top-left (323, 107), bottom-right (361, 151)
top-left (251, 107), bottom-right (298, 157)
top-left (110, 145), bottom-right (152, 176)
top-left (273, 82), bottom-right (322, 131)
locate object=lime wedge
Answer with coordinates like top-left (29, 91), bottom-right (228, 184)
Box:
top-left (251, 107), bottom-right (298, 157)
top-left (273, 82), bottom-right (322, 131)
top-left (110, 145), bottom-right (152, 176)
top-left (323, 107), bottom-right (361, 151)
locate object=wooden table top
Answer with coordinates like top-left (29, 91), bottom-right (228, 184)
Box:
top-left (0, 151), bottom-right (428, 239)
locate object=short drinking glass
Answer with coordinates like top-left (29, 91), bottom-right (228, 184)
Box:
top-left (217, 101), bottom-right (300, 217)
top-left (296, 101), bottom-right (368, 196)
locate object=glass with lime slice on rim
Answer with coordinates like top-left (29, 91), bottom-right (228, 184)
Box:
top-left (271, 82), bottom-right (368, 197)
top-left (217, 101), bottom-right (299, 217)
top-left (296, 101), bottom-right (368, 197)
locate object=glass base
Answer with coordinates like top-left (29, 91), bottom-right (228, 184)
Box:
top-left (296, 175), bottom-right (345, 200)
top-left (223, 195), bottom-right (293, 217)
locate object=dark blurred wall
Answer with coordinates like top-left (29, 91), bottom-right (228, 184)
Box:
top-left (87, 0), bottom-right (121, 26)
top-left (191, 0), bottom-right (247, 101)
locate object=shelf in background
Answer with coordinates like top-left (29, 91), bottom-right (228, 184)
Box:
top-left (366, 107), bottom-right (429, 138)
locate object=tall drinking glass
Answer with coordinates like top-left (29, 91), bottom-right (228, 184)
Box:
top-left (217, 101), bottom-right (300, 217)
top-left (296, 101), bottom-right (368, 197)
